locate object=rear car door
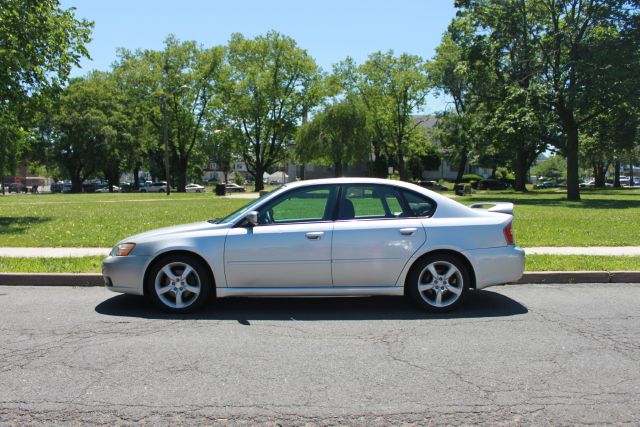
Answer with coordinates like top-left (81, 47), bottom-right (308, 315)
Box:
top-left (331, 184), bottom-right (428, 287)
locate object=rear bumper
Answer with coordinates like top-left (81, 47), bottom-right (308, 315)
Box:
top-left (102, 255), bottom-right (150, 295)
top-left (463, 246), bottom-right (525, 289)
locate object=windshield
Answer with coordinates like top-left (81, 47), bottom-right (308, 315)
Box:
top-left (212, 186), bottom-right (285, 224)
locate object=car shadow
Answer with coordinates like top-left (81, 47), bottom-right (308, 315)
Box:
top-left (95, 289), bottom-right (527, 321)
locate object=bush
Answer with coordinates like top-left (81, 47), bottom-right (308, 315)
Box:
top-left (461, 173), bottom-right (483, 183)
top-left (234, 172), bottom-right (245, 186)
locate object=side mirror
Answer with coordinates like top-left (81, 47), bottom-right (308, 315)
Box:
top-left (245, 210), bottom-right (258, 227)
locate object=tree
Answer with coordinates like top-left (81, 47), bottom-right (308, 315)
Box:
top-left (338, 52), bottom-right (430, 181)
top-left (155, 36), bottom-right (225, 192)
top-left (296, 101), bottom-right (370, 177)
top-left (534, 0), bottom-right (640, 200)
top-left (442, 1), bottom-right (552, 190)
top-left (43, 74), bottom-right (125, 192)
top-left (0, 0), bottom-right (92, 188)
top-left (221, 31), bottom-right (324, 191)
top-left (531, 154), bottom-right (567, 181)
top-left (428, 30), bottom-right (474, 183)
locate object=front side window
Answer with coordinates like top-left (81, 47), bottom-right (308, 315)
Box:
top-left (258, 186), bottom-right (335, 225)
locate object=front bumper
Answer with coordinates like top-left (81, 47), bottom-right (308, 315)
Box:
top-left (102, 255), bottom-right (150, 295)
top-left (463, 246), bottom-right (525, 289)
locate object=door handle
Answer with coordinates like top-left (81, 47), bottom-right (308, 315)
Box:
top-left (305, 232), bottom-right (324, 240)
top-left (399, 228), bottom-right (417, 235)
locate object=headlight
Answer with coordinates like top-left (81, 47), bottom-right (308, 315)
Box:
top-left (112, 243), bottom-right (136, 256)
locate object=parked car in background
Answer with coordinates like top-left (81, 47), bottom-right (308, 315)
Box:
top-left (8, 183), bottom-right (27, 193)
top-left (140, 182), bottom-right (167, 193)
top-left (96, 185), bottom-right (121, 193)
top-left (417, 180), bottom-right (448, 191)
top-left (185, 183), bottom-right (205, 193)
top-left (103, 177), bottom-right (524, 314)
top-left (478, 179), bottom-right (510, 190)
top-left (224, 183), bottom-right (246, 193)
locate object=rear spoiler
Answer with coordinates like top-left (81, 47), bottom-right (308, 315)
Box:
top-left (469, 202), bottom-right (514, 215)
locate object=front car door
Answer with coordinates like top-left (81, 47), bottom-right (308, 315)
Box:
top-left (224, 185), bottom-right (337, 288)
top-left (331, 184), bottom-right (430, 287)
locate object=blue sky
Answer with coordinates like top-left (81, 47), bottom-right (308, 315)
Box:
top-left (61, 0), bottom-right (456, 112)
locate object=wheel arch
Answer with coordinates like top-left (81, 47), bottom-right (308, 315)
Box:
top-left (143, 250), bottom-right (216, 297)
top-left (404, 249), bottom-right (477, 293)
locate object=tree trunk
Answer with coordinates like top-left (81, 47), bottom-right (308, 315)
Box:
top-left (334, 160), bottom-right (343, 177)
top-left (397, 151), bottom-right (407, 181)
top-left (513, 150), bottom-right (529, 192)
top-left (490, 163), bottom-right (497, 179)
top-left (630, 156), bottom-right (635, 187)
top-left (253, 164), bottom-right (265, 192)
top-left (614, 160), bottom-right (621, 187)
top-left (133, 163), bottom-right (140, 190)
top-left (455, 150), bottom-right (468, 184)
top-left (175, 158), bottom-right (188, 192)
top-left (71, 172), bottom-right (83, 193)
top-left (565, 126), bottom-right (581, 201)
top-left (593, 162), bottom-right (606, 187)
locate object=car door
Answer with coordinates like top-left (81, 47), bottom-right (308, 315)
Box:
top-left (224, 185), bottom-right (337, 288)
top-left (331, 184), bottom-right (427, 287)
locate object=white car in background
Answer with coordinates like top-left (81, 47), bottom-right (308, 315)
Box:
top-left (185, 184), bottom-right (205, 193)
top-left (96, 185), bottom-right (121, 193)
top-left (103, 178), bottom-right (525, 314)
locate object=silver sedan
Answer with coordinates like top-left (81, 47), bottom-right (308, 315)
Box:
top-left (103, 178), bottom-right (524, 313)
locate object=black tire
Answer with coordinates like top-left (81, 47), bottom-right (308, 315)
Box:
top-left (145, 253), bottom-right (212, 313)
top-left (406, 253), bottom-right (470, 313)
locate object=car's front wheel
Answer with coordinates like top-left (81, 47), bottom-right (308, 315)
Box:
top-left (146, 254), bottom-right (212, 313)
top-left (406, 254), bottom-right (469, 312)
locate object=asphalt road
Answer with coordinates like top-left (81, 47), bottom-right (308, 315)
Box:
top-left (1, 283), bottom-right (639, 425)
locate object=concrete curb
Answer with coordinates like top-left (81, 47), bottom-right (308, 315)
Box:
top-left (0, 271), bottom-right (639, 287)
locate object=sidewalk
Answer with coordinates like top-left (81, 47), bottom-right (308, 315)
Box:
top-left (0, 246), bottom-right (639, 258)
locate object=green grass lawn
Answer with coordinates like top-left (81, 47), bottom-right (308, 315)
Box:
top-left (1, 254), bottom-right (638, 273)
top-left (0, 193), bottom-right (247, 247)
top-left (526, 255), bottom-right (640, 271)
top-left (461, 188), bottom-right (640, 247)
top-left (0, 187), bottom-right (638, 248)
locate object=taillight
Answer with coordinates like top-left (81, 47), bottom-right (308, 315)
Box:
top-left (503, 222), bottom-right (514, 245)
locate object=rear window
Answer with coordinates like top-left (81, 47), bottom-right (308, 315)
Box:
top-left (402, 190), bottom-right (436, 217)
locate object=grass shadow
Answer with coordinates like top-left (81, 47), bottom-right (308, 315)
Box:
top-left (95, 289), bottom-right (528, 321)
top-left (0, 216), bottom-right (52, 235)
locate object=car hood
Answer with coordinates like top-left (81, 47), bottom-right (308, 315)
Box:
top-left (121, 221), bottom-right (229, 244)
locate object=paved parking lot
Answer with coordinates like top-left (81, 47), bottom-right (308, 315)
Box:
top-left (1, 283), bottom-right (639, 425)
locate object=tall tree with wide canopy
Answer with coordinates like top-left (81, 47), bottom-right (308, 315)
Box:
top-left (221, 31), bottom-right (324, 191)
top-left (534, 0), bottom-right (639, 200)
top-left (296, 101), bottom-right (370, 177)
top-left (338, 52), bottom-right (430, 181)
top-left (0, 0), bottom-right (92, 190)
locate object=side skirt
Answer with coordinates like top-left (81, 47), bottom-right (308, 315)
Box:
top-left (216, 286), bottom-right (404, 298)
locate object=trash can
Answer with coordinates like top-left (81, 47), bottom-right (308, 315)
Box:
top-left (215, 184), bottom-right (226, 196)
top-left (454, 183), bottom-right (465, 196)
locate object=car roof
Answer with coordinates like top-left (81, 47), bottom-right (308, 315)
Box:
top-left (278, 177), bottom-right (494, 219)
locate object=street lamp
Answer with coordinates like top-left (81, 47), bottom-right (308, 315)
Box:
top-left (160, 85), bottom-right (190, 195)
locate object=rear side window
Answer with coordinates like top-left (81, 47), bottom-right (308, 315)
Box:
top-left (402, 190), bottom-right (436, 217)
top-left (339, 185), bottom-right (409, 219)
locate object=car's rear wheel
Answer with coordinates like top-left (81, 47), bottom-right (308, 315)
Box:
top-left (146, 254), bottom-right (211, 313)
top-left (406, 254), bottom-right (469, 312)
